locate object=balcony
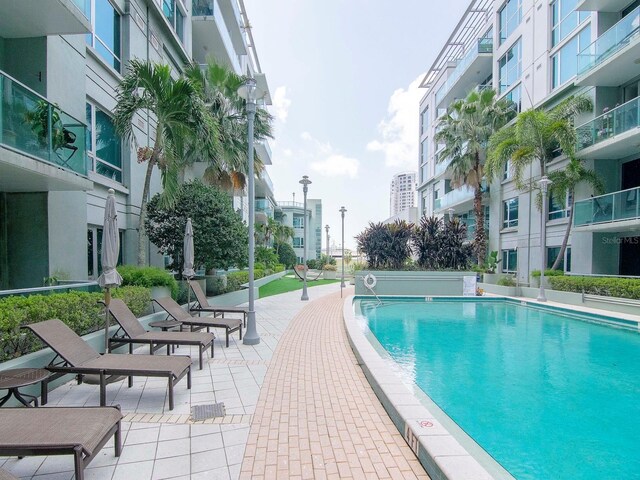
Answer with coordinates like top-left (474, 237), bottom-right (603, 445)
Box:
top-left (0, 0), bottom-right (91, 38)
top-left (192, 0), bottom-right (242, 72)
top-left (434, 37), bottom-right (493, 108)
top-left (256, 140), bottom-right (272, 165)
top-left (574, 187), bottom-right (640, 232)
top-left (255, 198), bottom-right (274, 223)
top-left (255, 168), bottom-right (274, 198)
top-left (577, 0), bottom-right (631, 12)
top-left (576, 7), bottom-right (640, 87)
top-left (216, 0), bottom-right (247, 56)
top-left (576, 96), bottom-right (640, 159)
top-left (0, 70), bottom-right (90, 192)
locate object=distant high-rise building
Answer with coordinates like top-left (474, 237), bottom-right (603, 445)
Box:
top-left (390, 172), bottom-right (417, 216)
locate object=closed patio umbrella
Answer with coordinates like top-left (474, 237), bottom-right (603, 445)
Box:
top-left (183, 218), bottom-right (195, 306)
top-left (97, 188), bottom-right (122, 352)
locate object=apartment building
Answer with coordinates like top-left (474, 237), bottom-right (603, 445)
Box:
top-left (0, 0), bottom-right (273, 290)
top-left (389, 171), bottom-right (417, 217)
top-left (418, 0), bottom-right (640, 282)
top-left (276, 199), bottom-right (323, 264)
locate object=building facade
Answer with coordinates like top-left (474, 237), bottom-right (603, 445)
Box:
top-left (0, 0), bottom-right (273, 290)
top-left (418, 0), bottom-right (640, 283)
top-left (276, 200), bottom-right (323, 265)
top-left (389, 171), bottom-right (417, 217)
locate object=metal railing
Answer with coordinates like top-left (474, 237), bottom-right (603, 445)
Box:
top-left (0, 281), bottom-right (99, 299)
top-left (576, 96), bottom-right (640, 151)
top-left (192, 0), bottom-right (214, 16)
top-left (0, 70), bottom-right (87, 176)
top-left (573, 186), bottom-right (640, 227)
top-left (577, 6), bottom-right (640, 76)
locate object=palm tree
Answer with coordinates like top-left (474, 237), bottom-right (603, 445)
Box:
top-left (547, 157), bottom-right (603, 270)
top-left (434, 88), bottom-right (515, 265)
top-left (274, 222), bottom-right (294, 255)
top-left (486, 95), bottom-right (593, 186)
top-left (114, 60), bottom-right (215, 265)
top-left (184, 62), bottom-right (274, 193)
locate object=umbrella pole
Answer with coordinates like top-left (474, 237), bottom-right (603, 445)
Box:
top-left (104, 288), bottom-right (111, 354)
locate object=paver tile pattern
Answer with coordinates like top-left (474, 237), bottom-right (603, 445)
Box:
top-left (240, 289), bottom-right (429, 479)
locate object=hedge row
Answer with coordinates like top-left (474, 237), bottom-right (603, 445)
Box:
top-left (548, 276), bottom-right (640, 300)
top-left (118, 265), bottom-right (178, 298)
top-left (0, 286), bottom-right (151, 361)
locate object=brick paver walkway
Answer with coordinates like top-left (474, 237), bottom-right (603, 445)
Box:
top-left (240, 289), bottom-right (430, 479)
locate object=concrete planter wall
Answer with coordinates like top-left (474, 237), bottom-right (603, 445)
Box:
top-left (479, 282), bottom-right (520, 297)
top-left (354, 271), bottom-right (477, 296)
top-left (323, 270), bottom-right (337, 280)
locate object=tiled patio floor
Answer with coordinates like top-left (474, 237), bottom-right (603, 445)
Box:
top-left (0, 283), bottom-right (427, 479)
top-left (240, 289), bottom-right (429, 480)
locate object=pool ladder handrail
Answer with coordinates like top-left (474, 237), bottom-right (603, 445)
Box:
top-left (363, 273), bottom-right (383, 306)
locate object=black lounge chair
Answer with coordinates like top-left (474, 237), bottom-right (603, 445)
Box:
top-left (188, 279), bottom-right (248, 327)
top-left (105, 299), bottom-right (215, 369)
top-left (154, 297), bottom-right (242, 348)
top-left (24, 319), bottom-right (191, 410)
top-left (0, 405), bottom-right (122, 480)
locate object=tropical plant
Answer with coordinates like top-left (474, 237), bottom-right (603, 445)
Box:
top-left (355, 221), bottom-right (413, 270)
top-left (435, 88), bottom-right (515, 265)
top-left (256, 246), bottom-right (279, 269)
top-left (486, 95), bottom-right (593, 189)
top-left (145, 180), bottom-right (248, 272)
top-left (275, 241), bottom-right (297, 269)
top-left (319, 253), bottom-right (336, 266)
top-left (547, 157), bottom-right (603, 270)
top-left (274, 223), bottom-right (295, 255)
top-left (412, 216), bottom-right (443, 269)
top-left (114, 60), bottom-right (216, 266)
top-left (184, 61), bottom-right (274, 192)
top-left (440, 218), bottom-right (473, 270)
top-left (484, 250), bottom-right (501, 274)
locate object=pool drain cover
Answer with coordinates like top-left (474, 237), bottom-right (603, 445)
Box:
top-left (191, 403), bottom-right (226, 421)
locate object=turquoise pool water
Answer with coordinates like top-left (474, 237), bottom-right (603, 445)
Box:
top-left (359, 298), bottom-right (640, 480)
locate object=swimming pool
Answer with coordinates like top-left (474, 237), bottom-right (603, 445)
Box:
top-left (357, 297), bottom-right (640, 480)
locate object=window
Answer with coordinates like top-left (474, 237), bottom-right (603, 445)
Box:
top-left (293, 216), bottom-right (304, 228)
top-left (421, 139), bottom-right (429, 165)
top-left (420, 162), bottom-right (429, 184)
top-left (549, 192), bottom-right (573, 220)
top-left (87, 227), bottom-right (123, 278)
top-left (293, 237), bottom-right (304, 248)
top-left (502, 249), bottom-right (518, 273)
top-left (420, 107), bottom-right (430, 136)
top-left (551, 0), bottom-right (590, 47)
top-left (86, 102), bottom-right (122, 182)
top-left (162, 0), bottom-right (185, 42)
top-left (499, 39), bottom-right (522, 94)
top-left (504, 84), bottom-right (522, 113)
top-left (499, 0), bottom-right (521, 44)
top-left (503, 159), bottom-right (513, 180)
top-left (503, 197), bottom-right (519, 228)
top-left (86, 0), bottom-right (121, 71)
top-left (551, 27), bottom-right (590, 88)
top-left (547, 246), bottom-right (571, 271)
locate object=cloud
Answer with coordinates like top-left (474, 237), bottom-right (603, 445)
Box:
top-left (311, 154), bottom-right (360, 179)
top-left (367, 74), bottom-right (425, 169)
top-left (272, 86), bottom-right (291, 123)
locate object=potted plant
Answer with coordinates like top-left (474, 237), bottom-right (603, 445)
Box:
top-left (322, 263), bottom-right (337, 280)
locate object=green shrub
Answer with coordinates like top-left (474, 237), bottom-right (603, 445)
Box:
top-left (254, 262), bottom-right (267, 270)
top-left (273, 264), bottom-right (285, 273)
top-left (0, 286), bottom-right (151, 361)
top-left (531, 269), bottom-right (565, 278)
top-left (256, 246), bottom-right (279, 269)
top-left (118, 265), bottom-right (178, 298)
top-left (497, 276), bottom-right (516, 287)
top-left (548, 276), bottom-right (640, 300)
top-left (306, 259), bottom-right (319, 270)
top-left (322, 264), bottom-right (337, 271)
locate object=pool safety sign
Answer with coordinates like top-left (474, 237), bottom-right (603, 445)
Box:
top-left (463, 275), bottom-right (477, 296)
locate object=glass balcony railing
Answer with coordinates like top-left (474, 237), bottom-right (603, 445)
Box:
top-left (576, 96), bottom-right (639, 150)
top-left (435, 155), bottom-right (451, 175)
top-left (71, 0), bottom-right (90, 18)
top-left (577, 6), bottom-right (640, 76)
top-left (439, 186), bottom-right (475, 210)
top-left (0, 70), bottom-right (87, 176)
top-left (259, 169), bottom-right (274, 194)
top-left (574, 187), bottom-right (640, 227)
top-left (434, 198), bottom-right (442, 211)
top-left (193, 0), bottom-right (214, 16)
top-left (255, 198), bottom-right (274, 219)
top-left (435, 37), bottom-right (493, 106)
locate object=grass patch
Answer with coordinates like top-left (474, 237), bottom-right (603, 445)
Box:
top-left (259, 277), bottom-right (341, 298)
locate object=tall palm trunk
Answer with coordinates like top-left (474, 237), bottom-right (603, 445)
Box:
top-left (137, 157), bottom-right (156, 265)
top-left (551, 189), bottom-right (574, 271)
top-left (473, 160), bottom-right (486, 266)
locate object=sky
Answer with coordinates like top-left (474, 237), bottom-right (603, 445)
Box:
top-left (244, 0), bottom-right (469, 250)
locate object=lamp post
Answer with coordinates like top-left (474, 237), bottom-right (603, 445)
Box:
top-left (300, 175), bottom-right (312, 301)
top-left (339, 206), bottom-right (347, 290)
top-left (325, 225), bottom-right (330, 257)
top-left (238, 76), bottom-right (260, 345)
top-left (537, 176), bottom-right (552, 302)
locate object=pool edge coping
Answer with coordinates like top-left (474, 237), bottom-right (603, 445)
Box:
top-left (342, 295), bottom-right (508, 480)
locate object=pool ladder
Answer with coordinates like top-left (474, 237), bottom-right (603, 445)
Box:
top-left (364, 278), bottom-right (383, 306)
